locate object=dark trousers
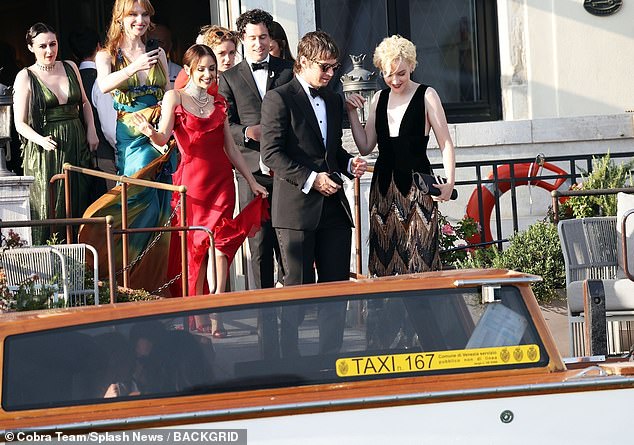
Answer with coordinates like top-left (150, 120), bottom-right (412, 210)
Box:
top-left (236, 172), bottom-right (282, 358)
top-left (275, 195), bottom-right (352, 357)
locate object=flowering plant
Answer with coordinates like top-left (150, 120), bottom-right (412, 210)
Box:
top-left (438, 214), bottom-right (479, 267)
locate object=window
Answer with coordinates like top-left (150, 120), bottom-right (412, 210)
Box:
top-left (316, 0), bottom-right (501, 123)
top-left (3, 286), bottom-right (547, 411)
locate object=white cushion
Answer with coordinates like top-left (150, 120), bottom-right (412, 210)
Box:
top-left (567, 278), bottom-right (634, 313)
top-left (616, 192), bottom-right (634, 279)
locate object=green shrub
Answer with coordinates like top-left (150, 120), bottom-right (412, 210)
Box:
top-left (562, 153), bottom-right (633, 218)
top-left (492, 221), bottom-right (565, 303)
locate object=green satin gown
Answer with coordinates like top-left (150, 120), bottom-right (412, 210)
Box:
top-left (21, 62), bottom-right (92, 245)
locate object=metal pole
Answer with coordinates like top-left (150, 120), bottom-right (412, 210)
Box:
top-left (354, 176), bottom-right (362, 277)
top-left (179, 188), bottom-right (188, 297)
top-left (105, 215), bottom-right (116, 303)
top-left (121, 183), bottom-right (130, 288)
top-left (64, 167), bottom-right (72, 242)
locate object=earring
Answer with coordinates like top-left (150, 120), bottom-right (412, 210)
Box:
top-left (119, 21), bottom-right (123, 31)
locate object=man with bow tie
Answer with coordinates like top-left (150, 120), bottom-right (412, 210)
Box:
top-left (219, 9), bottom-right (294, 355)
top-left (261, 31), bottom-right (367, 358)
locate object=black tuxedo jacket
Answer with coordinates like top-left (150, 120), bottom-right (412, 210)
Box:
top-left (218, 56), bottom-right (294, 173)
top-left (261, 77), bottom-right (353, 231)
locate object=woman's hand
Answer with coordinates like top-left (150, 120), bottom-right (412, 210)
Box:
top-left (345, 93), bottom-right (365, 113)
top-left (125, 49), bottom-right (160, 75)
top-left (87, 128), bottom-right (99, 152)
top-left (39, 135), bottom-right (57, 151)
top-left (130, 112), bottom-right (154, 137)
top-left (432, 181), bottom-right (455, 203)
top-left (250, 181), bottom-right (269, 198)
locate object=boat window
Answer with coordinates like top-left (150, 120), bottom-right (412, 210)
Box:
top-left (2, 285), bottom-right (548, 411)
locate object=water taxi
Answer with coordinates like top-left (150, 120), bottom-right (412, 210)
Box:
top-left (2, 268), bottom-right (633, 443)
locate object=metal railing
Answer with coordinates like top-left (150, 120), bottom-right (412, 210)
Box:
top-left (352, 151), bottom-right (634, 276)
top-left (51, 163), bottom-right (193, 297)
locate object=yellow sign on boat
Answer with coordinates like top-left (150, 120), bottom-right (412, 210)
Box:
top-left (336, 344), bottom-right (541, 377)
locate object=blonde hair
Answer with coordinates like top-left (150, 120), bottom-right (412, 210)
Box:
top-left (373, 35), bottom-right (417, 76)
top-left (201, 25), bottom-right (239, 50)
top-left (104, 0), bottom-right (155, 59)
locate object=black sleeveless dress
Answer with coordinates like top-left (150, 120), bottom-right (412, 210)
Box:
top-left (368, 84), bottom-right (440, 276)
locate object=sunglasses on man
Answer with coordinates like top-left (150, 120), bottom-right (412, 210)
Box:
top-left (311, 59), bottom-right (342, 73)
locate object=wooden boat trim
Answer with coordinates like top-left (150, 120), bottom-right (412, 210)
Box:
top-left (5, 373), bottom-right (634, 434)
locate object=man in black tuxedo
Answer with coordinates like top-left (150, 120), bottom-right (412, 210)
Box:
top-left (261, 31), bottom-right (367, 357)
top-left (68, 28), bottom-right (117, 192)
top-left (218, 9), bottom-right (294, 356)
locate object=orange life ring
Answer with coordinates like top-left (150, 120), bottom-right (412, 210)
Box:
top-left (465, 162), bottom-right (571, 243)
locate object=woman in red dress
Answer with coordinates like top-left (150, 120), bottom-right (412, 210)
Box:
top-left (132, 44), bottom-right (268, 334)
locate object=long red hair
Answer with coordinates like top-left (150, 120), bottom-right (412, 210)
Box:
top-left (103, 0), bottom-right (155, 59)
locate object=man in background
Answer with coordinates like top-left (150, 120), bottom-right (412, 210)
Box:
top-left (219, 9), bottom-right (294, 357)
top-left (68, 28), bottom-right (117, 190)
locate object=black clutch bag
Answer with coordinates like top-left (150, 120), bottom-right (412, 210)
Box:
top-left (412, 172), bottom-right (458, 200)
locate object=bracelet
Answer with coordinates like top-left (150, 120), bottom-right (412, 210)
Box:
top-left (122, 66), bottom-right (132, 77)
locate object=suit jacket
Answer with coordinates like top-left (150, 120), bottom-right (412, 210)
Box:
top-left (78, 67), bottom-right (116, 160)
top-left (218, 56), bottom-right (294, 173)
top-left (261, 77), bottom-right (353, 231)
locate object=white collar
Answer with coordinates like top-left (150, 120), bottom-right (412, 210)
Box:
top-left (245, 55), bottom-right (271, 70)
top-left (296, 74), bottom-right (321, 99)
top-left (79, 60), bottom-right (97, 70)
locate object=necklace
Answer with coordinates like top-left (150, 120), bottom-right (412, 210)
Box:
top-left (184, 81), bottom-right (210, 115)
top-left (35, 62), bottom-right (55, 72)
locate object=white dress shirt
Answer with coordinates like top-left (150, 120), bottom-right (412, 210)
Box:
top-left (296, 75), bottom-right (353, 194)
top-left (79, 61), bottom-right (117, 148)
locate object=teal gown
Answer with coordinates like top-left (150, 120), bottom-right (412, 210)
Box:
top-left (80, 51), bottom-right (176, 294)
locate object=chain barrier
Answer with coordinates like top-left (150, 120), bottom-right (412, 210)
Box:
top-left (152, 272), bottom-right (182, 296)
top-left (116, 197), bottom-right (182, 277)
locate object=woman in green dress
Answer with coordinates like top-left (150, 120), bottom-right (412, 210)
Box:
top-left (13, 22), bottom-right (98, 245)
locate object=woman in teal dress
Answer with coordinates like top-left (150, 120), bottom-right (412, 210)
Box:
top-left (13, 22), bottom-right (98, 245)
top-left (80, 0), bottom-right (175, 293)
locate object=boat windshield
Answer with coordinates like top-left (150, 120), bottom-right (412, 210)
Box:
top-left (2, 285), bottom-right (548, 411)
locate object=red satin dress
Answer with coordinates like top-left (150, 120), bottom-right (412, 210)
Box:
top-left (168, 89), bottom-right (269, 295)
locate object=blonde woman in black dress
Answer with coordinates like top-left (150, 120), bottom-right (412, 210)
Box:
top-left (346, 35), bottom-right (455, 277)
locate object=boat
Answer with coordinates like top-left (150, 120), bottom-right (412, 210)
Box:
top-left (2, 268), bottom-right (633, 444)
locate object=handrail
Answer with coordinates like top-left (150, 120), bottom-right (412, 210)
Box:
top-left (51, 163), bottom-right (188, 296)
top-left (112, 225), bottom-right (216, 295)
top-left (551, 186), bottom-right (634, 223)
top-left (0, 216), bottom-right (116, 302)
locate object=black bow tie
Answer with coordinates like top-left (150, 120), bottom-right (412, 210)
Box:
top-left (251, 61), bottom-right (269, 71)
top-left (309, 87), bottom-right (324, 99)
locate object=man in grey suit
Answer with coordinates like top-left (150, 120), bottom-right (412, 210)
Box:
top-left (261, 31), bottom-right (367, 357)
top-left (219, 9), bottom-right (294, 356)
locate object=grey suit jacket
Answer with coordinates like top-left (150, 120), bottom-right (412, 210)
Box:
top-left (218, 56), bottom-right (294, 173)
top-left (260, 77), bottom-right (353, 230)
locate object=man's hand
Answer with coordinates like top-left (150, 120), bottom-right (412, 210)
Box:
top-left (245, 124), bottom-right (262, 142)
top-left (350, 156), bottom-right (367, 178)
top-left (312, 172), bottom-right (341, 197)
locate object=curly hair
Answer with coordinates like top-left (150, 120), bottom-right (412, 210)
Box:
top-left (201, 25), bottom-right (239, 50)
top-left (235, 9), bottom-right (273, 38)
top-left (373, 35), bottom-right (417, 75)
top-left (104, 0), bottom-right (155, 59)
